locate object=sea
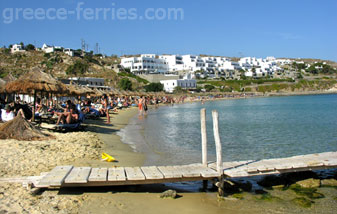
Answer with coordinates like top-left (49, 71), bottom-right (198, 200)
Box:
top-left (118, 94), bottom-right (337, 166)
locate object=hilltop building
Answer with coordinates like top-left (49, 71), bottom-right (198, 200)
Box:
top-left (11, 44), bottom-right (25, 53)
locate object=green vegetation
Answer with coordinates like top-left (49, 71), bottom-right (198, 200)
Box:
top-left (119, 78), bottom-right (133, 91)
top-left (291, 197), bottom-right (314, 208)
top-left (0, 68), bottom-right (8, 78)
top-left (24, 44), bottom-right (35, 51)
top-left (173, 86), bottom-right (185, 94)
top-left (289, 184), bottom-right (325, 200)
top-left (118, 72), bottom-right (149, 84)
top-left (306, 63), bottom-right (336, 74)
top-left (255, 193), bottom-right (281, 202)
top-left (144, 83), bottom-right (164, 92)
top-left (232, 193), bottom-right (244, 200)
top-left (204, 84), bottom-right (215, 92)
top-left (66, 60), bottom-right (89, 77)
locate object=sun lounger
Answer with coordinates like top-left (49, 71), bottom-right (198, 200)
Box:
top-left (54, 113), bottom-right (85, 131)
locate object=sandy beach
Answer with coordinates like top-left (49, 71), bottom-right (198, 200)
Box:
top-left (1, 104), bottom-right (337, 214)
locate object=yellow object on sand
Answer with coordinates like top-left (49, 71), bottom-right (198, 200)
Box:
top-left (101, 153), bottom-right (116, 162)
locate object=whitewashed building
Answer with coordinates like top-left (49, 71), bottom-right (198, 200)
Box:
top-left (159, 55), bottom-right (184, 72)
top-left (121, 54), bottom-right (169, 74)
top-left (160, 74), bottom-right (196, 93)
top-left (63, 48), bottom-right (74, 57)
top-left (42, 44), bottom-right (55, 53)
top-left (11, 44), bottom-right (25, 53)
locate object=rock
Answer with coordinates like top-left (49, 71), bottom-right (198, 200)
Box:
top-left (292, 197), bottom-right (314, 208)
top-left (160, 190), bottom-right (177, 199)
top-left (272, 185), bottom-right (285, 190)
top-left (296, 178), bottom-right (320, 188)
top-left (321, 179), bottom-right (337, 187)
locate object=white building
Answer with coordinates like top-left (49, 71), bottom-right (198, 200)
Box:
top-left (11, 44), bottom-right (25, 53)
top-left (121, 54), bottom-right (169, 74)
top-left (160, 79), bottom-right (197, 93)
top-left (238, 56), bottom-right (288, 78)
top-left (159, 55), bottom-right (184, 72)
top-left (42, 43), bottom-right (55, 53)
top-left (160, 73), bottom-right (197, 93)
top-left (64, 48), bottom-right (74, 57)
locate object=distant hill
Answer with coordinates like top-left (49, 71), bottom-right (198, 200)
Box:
top-left (0, 48), bottom-right (146, 90)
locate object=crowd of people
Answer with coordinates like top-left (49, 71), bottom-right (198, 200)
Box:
top-left (0, 92), bottom-right (257, 125)
top-left (0, 94), bottom-right (180, 125)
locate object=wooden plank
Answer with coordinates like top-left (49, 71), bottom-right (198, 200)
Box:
top-left (157, 166), bottom-right (183, 179)
top-left (88, 168), bottom-right (108, 182)
top-left (141, 166), bottom-right (164, 180)
top-left (190, 164), bottom-right (219, 178)
top-left (175, 165), bottom-right (201, 177)
top-left (124, 167), bottom-right (145, 181)
top-left (64, 167), bottom-right (91, 184)
top-left (37, 166), bottom-right (73, 187)
top-left (108, 167), bottom-right (126, 181)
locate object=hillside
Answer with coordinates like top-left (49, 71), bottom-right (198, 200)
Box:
top-left (0, 48), bottom-right (147, 90)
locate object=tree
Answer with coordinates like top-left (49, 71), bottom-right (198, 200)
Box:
top-left (204, 84), bottom-right (215, 92)
top-left (119, 78), bottom-right (132, 90)
top-left (145, 83), bottom-right (163, 92)
top-left (66, 60), bottom-right (89, 78)
top-left (25, 44), bottom-right (35, 51)
top-left (173, 86), bottom-right (184, 94)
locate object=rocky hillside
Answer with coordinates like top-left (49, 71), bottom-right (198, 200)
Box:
top-left (0, 48), bottom-right (146, 90)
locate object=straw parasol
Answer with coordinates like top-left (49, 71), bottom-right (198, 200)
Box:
top-left (5, 67), bottom-right (67, 94)
top-left (0, 114), bottom-right (52, 141)
top-left (5, 67), bottom-right (68, 121)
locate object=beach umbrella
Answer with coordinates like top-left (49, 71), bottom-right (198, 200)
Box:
top-left (5, 67), bottom-right (68, 121)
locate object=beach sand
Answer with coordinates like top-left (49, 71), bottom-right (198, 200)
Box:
top-left (1, 106), bottom-right (337, 214)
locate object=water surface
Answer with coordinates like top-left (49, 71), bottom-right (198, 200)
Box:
top-left (119, 94), bottom-right (337, 166)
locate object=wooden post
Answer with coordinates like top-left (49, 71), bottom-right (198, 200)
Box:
top-left (32, 90), bottom-right (37, 122)
top-left (212, 110), bottom-right (223, 174)
top-left (201, 108), bottom-right (207, 166)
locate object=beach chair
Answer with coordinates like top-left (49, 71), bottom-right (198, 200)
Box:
top-left (54, 113), bottom-right (85, 132)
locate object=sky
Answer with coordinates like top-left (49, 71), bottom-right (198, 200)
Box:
top-left (0, 0), bottom-right (336, 61)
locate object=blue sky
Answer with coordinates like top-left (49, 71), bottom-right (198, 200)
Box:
top-left (0, 0), bottom-right (336, 61)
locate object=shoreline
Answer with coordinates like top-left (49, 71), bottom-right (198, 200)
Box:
top-left (1, 93), bottom-right (337, 213)
top-left (85, 107), bottom-right (146, 167)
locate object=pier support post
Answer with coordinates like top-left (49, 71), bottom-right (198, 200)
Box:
top-left (201, 108), bottom-right (208, 190)
top-left (201, 108), bottom-right (207, 166)
top-left (212, 110), bottom-right (223, 174)
top-left (212, 110), bottom-right (224, 196)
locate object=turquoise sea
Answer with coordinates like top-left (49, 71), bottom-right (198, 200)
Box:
top-left (118, 94), bottom-right (337, 166)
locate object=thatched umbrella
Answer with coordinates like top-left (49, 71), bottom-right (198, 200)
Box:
top-left (5, 67), bottom-right (68, 121)
top-left (0, 114), bottom-right (52, 141)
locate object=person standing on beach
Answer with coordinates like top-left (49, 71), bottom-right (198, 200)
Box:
top-left (138, 96), bottom-right (144, 116)
top-left (143, 97), bottom-right (148, 115)
top-left (102, 94), bottom-right (110, 124)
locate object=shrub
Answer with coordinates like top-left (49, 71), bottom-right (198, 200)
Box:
top-left (204, 84), bottom-right (215, 92)
top-left (119, 78), bottom-right (132, 91)
top-left (145, 83), bottom-right (163, 92)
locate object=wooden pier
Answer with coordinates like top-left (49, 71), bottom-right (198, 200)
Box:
top-left (1, 109), bottom-right (337, 193)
